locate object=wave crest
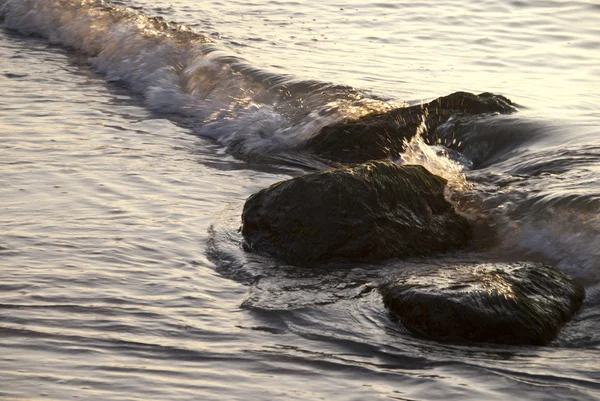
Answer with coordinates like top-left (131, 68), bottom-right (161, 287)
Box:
top-left (0, 0), bottom-right (392, 159)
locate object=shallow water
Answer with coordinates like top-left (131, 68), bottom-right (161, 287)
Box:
top-left (1, 0), bottom-right (599, 400)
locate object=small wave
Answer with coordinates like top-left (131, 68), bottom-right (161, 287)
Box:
top-left (492, 206), bottom-right (600, 281)
top-left (0, 0), bottom-right (392, 161)
top-left (462, 129), bottom-right (600, 280)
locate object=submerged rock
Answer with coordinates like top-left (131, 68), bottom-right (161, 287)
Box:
top-left (380, 262), bottom-right (585, 345)
top-left (307, 91), bottom-right (515, 163)
top-left (242, 161), bottom-right (471, 264)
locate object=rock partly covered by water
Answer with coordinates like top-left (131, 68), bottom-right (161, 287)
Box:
top-left (307, 91), bottom-right (516, 163)
top-left (242, 161), bottom-right (471, 264)
top-left (380, 261), bottom-right (585, 345)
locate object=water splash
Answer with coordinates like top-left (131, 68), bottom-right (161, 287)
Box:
top-left (398, 115), bottom-right (471, 193)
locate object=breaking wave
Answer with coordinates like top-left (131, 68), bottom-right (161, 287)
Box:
top-left (0, 0), bottom-right (393, 160)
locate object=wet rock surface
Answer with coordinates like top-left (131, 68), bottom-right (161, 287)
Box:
top-left (307, 91), bottom-right (516, 163)
top-left (380, 261), bottom-right (585, 345)
top-left (239, 92), bottom-right (583, 346)
top-left (242, 161), bottom-right (471, 264)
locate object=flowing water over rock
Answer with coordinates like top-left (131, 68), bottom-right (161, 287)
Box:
top-left (1, 0), bottom-right (599, 400)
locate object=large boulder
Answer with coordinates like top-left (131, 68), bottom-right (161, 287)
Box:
top-left (380, 261), bottom-right (585, 345)
top-left (242, 161), bottom-right (471, 264)
top-left (307, 91), bottom-right (516, 163)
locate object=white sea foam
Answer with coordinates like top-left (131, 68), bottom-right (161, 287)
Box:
top-left (0, 0), bottom-right (392, 158)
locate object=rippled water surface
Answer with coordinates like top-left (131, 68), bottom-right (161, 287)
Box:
top-left (1, 0), bottom-right (599, 400)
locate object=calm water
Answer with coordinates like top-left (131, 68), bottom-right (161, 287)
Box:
top-left (1, 0), bottom-right (599, 400)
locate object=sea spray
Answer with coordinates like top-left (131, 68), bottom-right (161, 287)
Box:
top-left (394, 116), bottom-right (503, 249)
top-left (396, 113), bottom-right (477, 212)
top-left (399, 132), bottom-right (471, 193)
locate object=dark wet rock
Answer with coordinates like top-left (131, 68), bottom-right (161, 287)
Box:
top-left (307, 91), bottom-right (516, 163)
top-left (242, 161), bottom-right (471, 264)
top-left (380, 261), bottom-right (585, 345)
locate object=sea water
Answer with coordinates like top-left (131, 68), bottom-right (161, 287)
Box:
top-left (1, 1), bottom-right (599, 400)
